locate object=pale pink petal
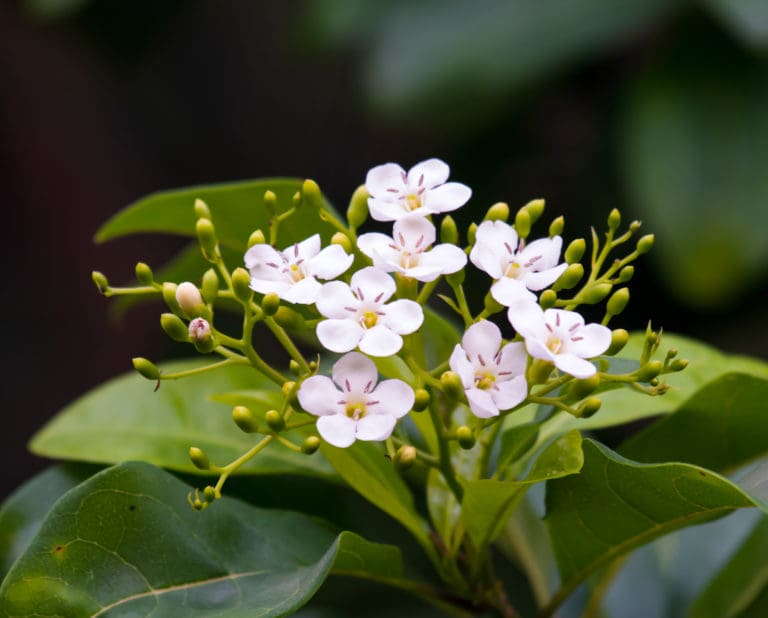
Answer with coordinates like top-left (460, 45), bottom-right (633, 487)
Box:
top-left (382, 299), bottom-right (423, 334)
top-left (369, 379), bottom-right (415, 418)
top-left (508, 301), bottom-right (549, 341)
top-left (524, 337), bottom-right (556, 364)
top-left (316, 282), bottom-right (358, 318)
top-left (568, 324), bottom-right (612, 359)
top-left (244, 243), bottom-right (283, 272)
top-left (466, 388), bottom-right (499, 419)
top-left (491, 376), bottom-right (528, 411)
top-left (474, 220), bottom-right (519, 255)
top-left (497, 341), bottom-right (528, 377)
top-left (491, 278), bottom-right (536, 307)
top-left (407, 158), bottom-right (450, 189)
top-left (317, 319), bottom-right (364, 353)
top-left (393, 215), bottom-right (436, 249)
top-left (461, 320), bottom-right (502, 363)
top-left (518, 236), bottom-right (563, 271)
top-left (554, 353), bottom-right (597, 379)
top-left (357, 232), bottom-right (396, 261)
top-left (469, 244), bottom-right (504, 279)
top-left (350, 267), bottom-right (396, 303)
top-left (366, 163), bottom-right (406, 197)
top-left (281, 277), bottom-right (321, 304)
top-left (317, 415), bottom-right (358, 448)
top-left (356, 414), bottom-right (397, 442)
top-left (368, 198), bottom-right (408, 222)
top-left (420, 244), bottom-right (467, 275)
top-left (248, 278), bottom-right (291, 297)
top-left (522, 264), bottom-right (567, 291)
top-left (332, 351), bottom-right (379, 394)
top-left (424, 182), bottom-right (471, 213)
top-left (297, 376), bottom-right (341, 417)
top-left (359, 325), bottom-right (402, 357)
top-left (307, 244), bottom-right (354, 280)
top-left (544, 309), bottom-right (583, 333)
top-left (449, 344), bottom-right (475, 389)
top-left (400, 264), bottom-right (444, 282)
top-left (294, 234), bottom-right (321, 260)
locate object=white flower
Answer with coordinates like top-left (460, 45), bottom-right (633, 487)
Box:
top-left (508, 304), bottom-right (611, 378)
top-left (365, 158), bottom-right (471, 221)
top-left (316, 267), bottom-right (423, 357)
top-left (357, 215), bottom-right (467, 282)
top-left (469, 220), bottom-right (567, 306)
top-left (244, 234), bottom-right (353, 304)
top-left (298, 352), bottom-right (414, 447)
top-left (449, 320), bottom-right (528, 419)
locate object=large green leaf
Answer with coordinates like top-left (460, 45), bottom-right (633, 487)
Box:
top-left (462, 431), bottom-right (583, 553)
top-left (30, 360), bottom-right (336, 480)
top-left (544, 440), bottom-right (768, 611)
top-left (0, 462), bottom-right (402, 617)
top-left (621, 373), bottom-right (768, 473)
top-left (96, 178), bottom-right (340, 249)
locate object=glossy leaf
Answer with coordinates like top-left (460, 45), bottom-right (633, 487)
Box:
top-left (545, 440), bottom-right (768, 609)
top-left (0, 462), bottom-right (402, 617)
top-left (463, 430), bottom-right (583, 552)
top-left (496, 422), bottom-right (540, 477)
top-left (621, 373), bottom-right (768, 473)
top-left (30, 360), bottom-right (337, 480)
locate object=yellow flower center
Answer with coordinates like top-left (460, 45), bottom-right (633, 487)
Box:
top-left (288, 263), bottom-right (305, 282)
top-left (505, 261), bottom-right (521, 278)
top-left (406, 194), bottom-right (422, 211)
top-left (475, 373), bottom-right (496, 390)
top-left (547, 337), bottom-right (563, 354)
top-left (345, 401), bottom-right (366, 420)
top-left (362, 311), bottom-right (378, 329)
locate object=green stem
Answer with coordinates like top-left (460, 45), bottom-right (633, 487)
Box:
top-left (416, 278), bottom-right (441, 305)
top-left (265, 317), bottom-right (310, 373)
top-left (213, 435), bottom-right (273, 496)
top-left (103, 286), bottom-right (159, 297)
top-left (428, 403), bottom-right (464, 502)
top-left (160, 358), bottom-right (245, 380)
top-left (448, 281), bottom-right (474, 327)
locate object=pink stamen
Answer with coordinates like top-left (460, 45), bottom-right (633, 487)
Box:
top-left (503, 242), bottom-right (513, 255)
top-left (478, 354), bottom-right (486, 366)
top-left (345, 379), bottom-right (351, 392)
top-left (374, 292), bottom-right (384, 303)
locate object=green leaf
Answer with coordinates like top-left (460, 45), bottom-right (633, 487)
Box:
top-left (621, 373), bottom-right (768, 473)
top-left (463, 430), bottom-right (583, 552)
top-left (0, 462), bottom-right (402, 617)
top-left (421, 307), bottom-right (460, 370)
top-left (497, 422), bottom-right (540, 476)
top-left (689, 517), bottom-right (768, 618)
top-left (96, 178), bottom-right (341, 249)
top-left (544, 440), bottom-right (768, 610)
top-left (30, 360), bottom-right (336, 480)
top-left (0, 465), bottom-right (97, 580)
top-left (701, 0), bottom-right (768, 49)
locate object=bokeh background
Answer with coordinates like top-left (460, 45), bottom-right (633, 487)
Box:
top-left (3, 0), bottom-right (768, 498)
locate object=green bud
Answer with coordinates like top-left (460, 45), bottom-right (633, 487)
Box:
top-left (289, 360), bottom-right (301, 376)
top-left (484, 202), bottom-right (509, 222)
top-left (201, 268), bottom-right (219, 304)
top-left (261, 292), bottom-right (280, 316)
top-left (263, 190), bottom-right (278, 213)
top-left (667, 348), bottom-right (678, 359)
top-left (670, 358), bottom-right (688, 372)
top-left (629, 220), bottom-right (642, 233)
top-left (247, 229), bottom-right (266, 248)
top-left (606, 329), bottom-right (629, 355)
top-left (636, 234), bottom-right (655, 255)
top-left (232, 405), bottom-right (259, 433)
top-left (394, 445), bottom-right (417, 471)
top-left (265, 409), bottom-right (285, 432)
top-left (606, 288), bottom-right (629, 316)
top-left (292, 191), bottom-right (302, 208)
top-left (483, 291), bottom-right (504, 315)
top-left (301, 436), bottom-right (321, 455)
top-left (192, 498), bottom-right (204, 511)
top-left (539, 289), bottom-right (557, 309)
top-left (176, 281), bottom-right (206, 316)
top-left (92, 271), bottom-right (109, 294)
top-left (445, 269), bottom-right (465, 286)
top-left (582, 283), bottom-right (612, 304)
top-left (160, 313), bottom-right (189, 342)
top-left (650, 377), bottom-right (660, 387)
top-left (514, 208), bottom-right (531, 238)
top-left (132, 357), bottom-right (159, 380)
top-left (456, 426), bottom-right (475, 449)
top-left (440, 215), bottom-right (459, 244)
top-left (567, 374), bottom-right (601, 400)
top-left (346, 184), bottom-right (369, 229)
top-left (467, 222), bottom-right (478, 246)
top-left (302, 179), bottom-right (324, 210)
top-left (636, 360), bottom-right (663, 382)
top-left (231, 267), bottom-right (252, 302)
top-left (273, 306), bottom-right (304, 330)
top-left (523, 198), bottom-right (545, 224)
top-left (331, 232), bottom-right (352, 253)
top-left (440, 371), bottom-right (465, 400)
top-left (135, 262), bottom-right (153, 285)
top-left (203, 486), bottom-right (217, 502)
top-left (412, 388), bottom-right (430, 412)
top-left (618, 265), bottom-right (634, 283)
top-left (553, 263), bottom-right (584, 291)
top-left (282, 381), bottom-right (299, 407)
top-left (196, 217), bottom-right (217, 257)
top-left (565, 239), bottom-right (586, 264)
top-left (575, 397), bottom-right (601, 418)
top-left (549, 216), bottom-right (565, 237)
top-left (528, 359), bottom-right (554, 384)
top-left (162, 282), bottom-right (181, 314)
top-left (188, 447), bottom-right (210, 470)
top-left (607, 208), bottom-right (621, 232)
top-left (309, 360), bottom-right (318, 371)
top-left (194, 199), bottom-right (211, 220)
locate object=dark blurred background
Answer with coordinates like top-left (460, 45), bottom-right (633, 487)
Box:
top-left (3, 0), bottom-right (768, 499)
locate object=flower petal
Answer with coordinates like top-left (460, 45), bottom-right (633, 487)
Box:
top-left (400, 264), bottom-right (444, 282)
top-left (355, 414), bottom-right (396, 442)
top-left (248, 278), bottom-right (292, 297)
top-left (294, 234), bottom-right (321, 260)
top-left (554, 353), bottom-right (597, 379)
top-left (350, 267), bottom-right (396, 303)
top-left (357, 232), bottom-right (396, 262)
top-left (307, 245), bottom-right (354, 280)
top-left (497, 341), bottom-right (528, 377)
top-left (316, 282), bottom-right (358, 318)
top-left (359, 325), bottom-right (403, 357)
top-left (281, 277), bottom-right (321, 304)
top-left (332, 351), bottom-right (378, 394)
top-left (544, 309), bottom-right (584, 333)
top-left (491, 376), bottom-right (528, 411)
top-left (461, 320), bottom-right (502, 364)
top-left (297, 376), bottom-right (340, 417)
top-left (491, 278), bottom-right (536, 307)
top-left (522, 264), bottom-right (567, 291)
top-left (568, 323), bottom-right (612, 359)
top-left (407, 158), bottom-right (450, 189)
top-left (469, 244), bottom-right (504, 279)
top-left (424, 182), bottom-right (471, 213)
top-left (367, 198), bottom-right (408, 222)
top-left (508, 300), bottom-right (549, 341)
top-left (392, 215), bottom-right (436, 249)
top-left (317, 319), bottom-right (363, 353)
top-left (518, 236), bottom-right (562, 271)
top-left (382, 299), bottom-right (423, 335)
top-left (466, 388), bottom-right (499, 419)
top-left (244, 243), bottom-right (283, 274)
top-left (369, 379), bottom-right (415, 418)
top-left (449, 344), bottom-right (475, 388)
top-left (420, 244), bottom-right (467, 275)
top-left (474, 220), bottom-right (519, 255)
top-left (317, 415), bottom-right (358, 448)
top-left (523, 337), bottom-right (556, 364)
top-left (366, 163), bottom-right (406, 197)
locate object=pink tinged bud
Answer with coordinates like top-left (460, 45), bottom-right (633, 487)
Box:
top-left (176, 282), bottom-right (204, 314)
top-left (188, 317), bottom-right (212, 342)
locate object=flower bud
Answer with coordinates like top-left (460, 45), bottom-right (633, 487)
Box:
top-left (575, 397), bottom-right (601, 418)
top-left (582, 283), bottom-right (612, 304)
top-left (565, 239), bottom-right (586, 264)
top-left (440, 371), bottom-right (465, 400)
top-left (514, 208), bottom-right (531, 238)
top-left (618, 265), bottom-right (634, 283)
top-left (265, 409), bottom-right (285, 432)
top-left (539, 289), bottom-right (557, 309)
top-left (261, 292), bottom-right (281, 316)
top-left (629, 220), bottom-right (642, 233)
top-left (467, 222), bottom-right (478, 246)
top-left (566, 374), bottom-right (601, 400)
top-left (289, 360), bottom-right (301, 376)
top-left (196, 218), bottom-right (217, 257)
top-left (135, 262), bottom-right (153, 285)
top-left (528, 359), bottom-right (554, 384)
top-left (394, 445), bottom-right (417, 471)
top-left (456, 426), bottom-right (475, 449)
top-left (92, 271), bottom-right (109, 294)
top-left (607, 208), bottom-right (621, 232)
top-left (523, 198), bottom-right (545, 225)
top-left (248, 229), bottom-right (266, 248)
top-left (302, 436), bottom-right (321, 455)
top-left (441, 215), bottom-right (459, 244)
top-left (549, 216), bottom-right (565, 237)
top-left (232, 405), bottom-right (259, 433)
top-left (346, 184), bottom-right (369, 229)
top-left (203, 486), bottom-right (217, 502)
top-left (273, 306), bottom-right (304, 330)
top-left (553, 263), bottom-right (584, 291)
top-left (189, 318), bottom-right (215, 353)
top-left (636, 360), bottom-right (663, 382)
top-left (636, 234), bottom-right (655, 255)
top-left (160, 313), bottom-right (189, 342)
top-left (331, 232), bottom-right (352, 252)
top-left (282, 381), bottom-right (298, 406)
top-left (194, 198), bottom-right (211, 220)
top-left (483, 291), bottom-right (504, 315)
top-left (231, 267), bottom-right (252, 302)
top-left (176, 282), bottom-right (205, 316)
top-left (484, 202), bottom-right (509, 222)
top-left (192, 498), bottom-right (204, 511)
top-left (162, 282), bottom-right (181, 313)
top-left (606, 328), bottom-right (629, 355)
top-left (201, 268), bottom-right (219, 304)
top-left (606, 288), bottom-right (629, 316)
top-left (670, 358), bottom-right (688, 372)
top-left (188, 447), bottom-right (210, 470)
top-left (412, 388), bottom-right (430, 412)
top-left (132, 357), bottom-right (160, 380)
top-left (264, 190), bottom-right (278, 214)
top-left (302, 179), bottom-right (324, 210)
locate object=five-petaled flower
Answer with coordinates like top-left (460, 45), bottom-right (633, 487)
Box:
top-left (469, 220), bottom-right (566, 306)
top-left (316, 267), bottom-right (423, 356)
top-left (297, 352), bottom-right (414, 447)
top-left (365, 158), bottom-right (472, 221)
top-left (244, 234), bottom-right (353, 304)
top-left (449, 320), bottom-right (528, 419)
top-left (357, 215), bottom-right (467, 282)
top-left (508, 304), bottom-right (611, 378)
